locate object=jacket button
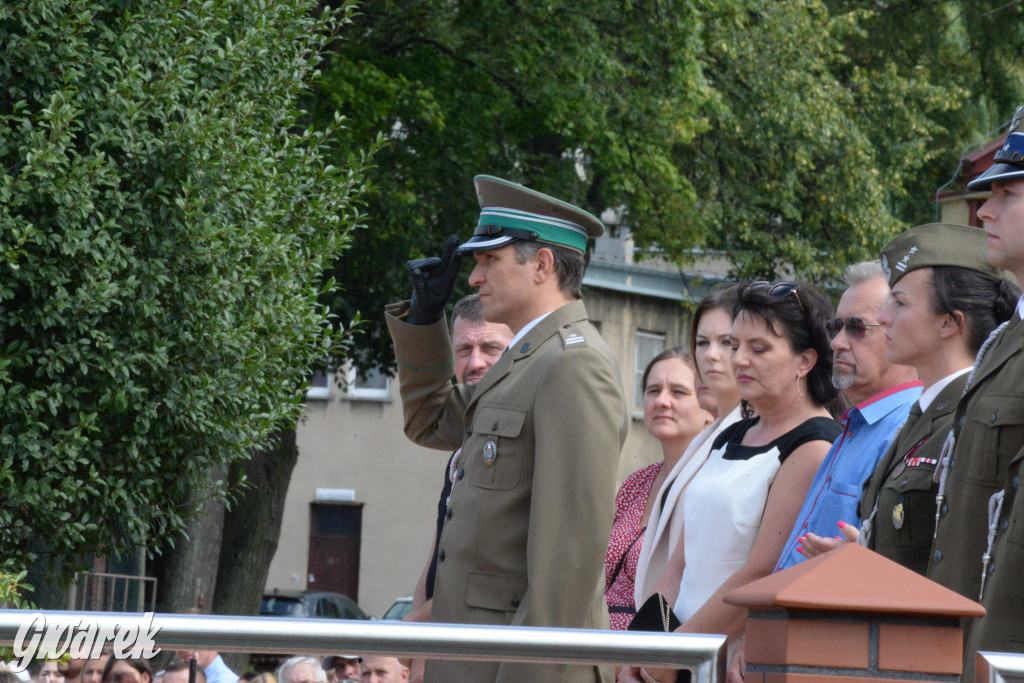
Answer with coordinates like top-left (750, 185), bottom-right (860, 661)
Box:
top-left (940, 503), bottom-right (948, 517)
top-left (990, 413), bottom-right (997, 424)
top-left (510, 597), bottom-right (521, 608)
top-left (1000, 519), bottom-right (1009, 533)
top-left (438, 550), bottom-right (446, 562)
top-left (445, 506), bottom-right (453, 520)
top-left (466, 425), bottom-right (473, 436)
top-left (932, 550), bottom-right (942, 564)
top-left (520, 343), bottom-right (530, 353)
top-left (959, 416), bottom-right (966, 428)
top-left (457, 469), bottom-right (465, 480)
top-left (1013, 476), bottom-right (1020, 490)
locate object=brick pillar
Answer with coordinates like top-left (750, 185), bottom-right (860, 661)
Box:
top-left (724, 544), bottom-right (984, 683)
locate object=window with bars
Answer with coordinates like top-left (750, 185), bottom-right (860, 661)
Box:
top-left (346, 363), bottom-right (390, 401)
top-left (306, 363), bottom-right (331, 400)
top-left (634, 331), bottom-right (666, 413)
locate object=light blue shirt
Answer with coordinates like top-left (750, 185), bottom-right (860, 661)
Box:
top-left (205, 655), bottom-right (239, 683)
top-left (774, 381), bottom-right (922, 573)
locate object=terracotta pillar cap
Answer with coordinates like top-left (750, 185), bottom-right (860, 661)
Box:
top-left (724, 543), bottom-right (984, 618)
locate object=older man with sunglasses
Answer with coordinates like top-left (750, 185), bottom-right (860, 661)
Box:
top-left (772, 261), bottom-right (921, 572)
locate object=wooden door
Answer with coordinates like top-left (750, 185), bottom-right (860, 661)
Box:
top-left (307, 502), bottom-right (363, 600)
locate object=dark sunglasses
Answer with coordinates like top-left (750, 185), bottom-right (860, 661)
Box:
top-left (746, 281), bottom-right (804, 313)
top-left (825, 316), bottom-right (884, 341)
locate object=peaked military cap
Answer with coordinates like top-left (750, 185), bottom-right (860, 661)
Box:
top-left (880, 223), bottom-right (1003, 287)
top-left (457, 175), bottom-right (604, 255)
top-left (968, 105), bottom-right (1024, 191)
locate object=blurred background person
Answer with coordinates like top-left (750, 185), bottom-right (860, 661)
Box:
top-left (37, 663), bottom-right (63, 683)
top-left (321, 657), bottom-right (360, 683)
top-left (162, 661), bottom-right (206, 683)
top-left (80, 654), bottom-right (110, 683)
top-left (604, 347), bottom-right (712, 629)
top-left (100, 659), bottom-right (152, 683)
top-left (276, 658), bottom-right (324, 683)
top-left (358, 658), bottom-right (407, 683)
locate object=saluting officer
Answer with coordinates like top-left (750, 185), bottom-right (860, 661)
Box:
top-left (385, 175), bottom-right (629, 683)
top-left (927, 106), bottom-right (1024, 681)
top-left (859, 223), bottom-right (1018, 576)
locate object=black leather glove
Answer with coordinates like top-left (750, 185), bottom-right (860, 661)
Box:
top-left (406, 234), bottom-right (462, 325)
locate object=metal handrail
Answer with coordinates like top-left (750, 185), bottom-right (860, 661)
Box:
top-left (0, 610), bottom-right (726, 681)
top-left (976, 651), bottom-right (1024, 682)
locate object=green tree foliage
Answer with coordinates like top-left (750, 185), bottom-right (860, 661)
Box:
top-left (316, 0), bottom-right (712, 371)
top-left (316, 0), bottom-right (982, 371)
top-left (0, 0), bottom-right (369, 576)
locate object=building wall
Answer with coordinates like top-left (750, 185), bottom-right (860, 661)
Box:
top-left (584, 287), bottom-right (692, 481)
top-left (266, 283), bottom-right (695, 617)
top-left (265, 383), bottom-right (450, 617)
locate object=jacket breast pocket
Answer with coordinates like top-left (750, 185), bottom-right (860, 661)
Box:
top-left (470, 405), bottom-right (527, 491)
top-left (966, 396), bottom-right (1024, 485)
top-left (880, 465), bottom-right (937, 547)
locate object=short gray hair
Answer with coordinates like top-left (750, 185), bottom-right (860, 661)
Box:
top-left (278, 657), bottom-right (326, 683)
top-left (512, 240), bottom-right (585, 299)
top-left (451, 293), bottom-right (484, 333)
top-left (843, 260), bottom-right (885, 288)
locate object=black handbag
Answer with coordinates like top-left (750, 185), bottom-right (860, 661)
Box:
top-left (627, 592), bottom-right (681, 633)
top-left (627, 593), bottom-right (687, 682)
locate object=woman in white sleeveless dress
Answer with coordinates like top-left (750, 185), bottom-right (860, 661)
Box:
top-left (621, 282), bottom-right (843, 683)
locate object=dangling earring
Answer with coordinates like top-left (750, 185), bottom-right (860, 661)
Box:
top-left (797, 374), bottom-right (807, 398)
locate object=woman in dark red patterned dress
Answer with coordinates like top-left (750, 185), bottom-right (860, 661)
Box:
top-left (604, 347), bottom-right (712, 629)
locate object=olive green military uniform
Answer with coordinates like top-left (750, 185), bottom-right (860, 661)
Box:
top-left (859, 374), bottom-right (967, 575)
top-left (923, 109), bottom-right (1024, 681)
top-left (927, 316), bottom-right (1024, 601)
top-left (966, 411), bottom-right (1024, 669)
top-left (386, 299), bottom-right (628, 683)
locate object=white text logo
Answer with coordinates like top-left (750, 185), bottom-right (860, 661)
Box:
top-left (13, 613), bottom-right (161, 669)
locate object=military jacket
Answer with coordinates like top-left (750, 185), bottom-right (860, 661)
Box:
top-left (860, 375), bottom-right (967, 575)
top-left (928, 316), bottom-right (1024, 602)
top-left (385, 299), bottom-right (629, 683)
top-left (965, 451), bottom-right (1024, 680)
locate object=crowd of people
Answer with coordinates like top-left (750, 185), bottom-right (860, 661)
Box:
top-left (386, 105), bottom-right (1024, 683)
top-left (11, 653), bottom-right (407, 683)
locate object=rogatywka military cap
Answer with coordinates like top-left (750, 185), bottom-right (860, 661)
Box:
top-left (968, 105), bottom-right (1024, 191)
top-left (880, 222), bottom-right (1003, 287)
top-left (456, 175), bottom-right (604, 255)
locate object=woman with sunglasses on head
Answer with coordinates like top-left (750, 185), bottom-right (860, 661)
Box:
top-left (801, 224), bottom-right (1020, 575)
top-left (621, 282), bottom-right (842, 683)
top-left (632, 286), bottom-right (745, 612)
top-left (604, 347), bottom-right (713, 630)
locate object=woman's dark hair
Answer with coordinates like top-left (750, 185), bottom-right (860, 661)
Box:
top-left (930, 267), bottom-right (1021, 354)
top-left (640, 345), bottom-right (695, 393)
top-left (689, 284), bottom-right (741, 383)
top-left (101, 658), bottom-right (153, 683)
top-left (734, 281), bottom-right (840, 412)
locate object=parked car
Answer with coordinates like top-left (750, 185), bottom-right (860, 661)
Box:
top-left (254, 591), bottom-right (370, 669)
top-left (381, 595), bottom-right (413, 621)
top-left (260, 590), bottom-right (369, 621)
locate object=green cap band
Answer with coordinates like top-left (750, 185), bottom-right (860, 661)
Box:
top-left (477, 207), bottom-right (589, 252)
